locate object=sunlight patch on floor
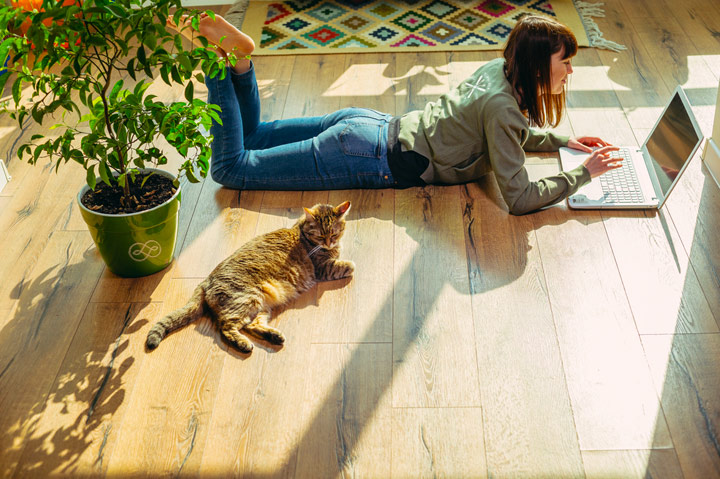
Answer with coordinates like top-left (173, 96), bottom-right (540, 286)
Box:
top-left (323, 63), bottom-right (451, 97)
top-left (570, 65), bottom-right (631, 92)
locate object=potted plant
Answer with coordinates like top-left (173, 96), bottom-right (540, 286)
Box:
top-left (0, 0), bottom-right (228, 276)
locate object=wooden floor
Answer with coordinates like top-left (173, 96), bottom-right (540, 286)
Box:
top-left (1, 0), bottom-right (719, 477)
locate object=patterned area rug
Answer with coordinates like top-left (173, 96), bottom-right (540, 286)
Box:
top-left (238, 0), bottom-right (618, 55)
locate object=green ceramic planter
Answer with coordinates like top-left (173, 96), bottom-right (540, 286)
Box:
top-left (77, 168), bottom-right (181, 277)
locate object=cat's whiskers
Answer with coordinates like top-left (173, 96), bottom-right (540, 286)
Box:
top-left (308, 244), bottom-right (323, 256)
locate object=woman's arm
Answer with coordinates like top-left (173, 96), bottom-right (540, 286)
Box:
top-left (485, 112), bottom-right (591, 215)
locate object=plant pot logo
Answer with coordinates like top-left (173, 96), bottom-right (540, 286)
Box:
top-left (128, 240), bottom-right (162, 262)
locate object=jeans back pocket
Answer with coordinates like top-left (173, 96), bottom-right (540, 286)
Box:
top-left (339, 121), bottom-right (385, 158)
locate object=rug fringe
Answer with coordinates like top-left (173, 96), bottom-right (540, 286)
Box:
top-left (573, 1), bottom-right (627, 52)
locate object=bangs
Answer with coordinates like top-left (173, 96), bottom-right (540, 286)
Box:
top-left (557, 30), bottom-right (578, 59)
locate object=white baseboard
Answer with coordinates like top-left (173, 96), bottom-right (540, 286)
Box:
top-left (701, 138), bottom-right (720, 190)
top-left (0, 159), bottom-right (10, 194)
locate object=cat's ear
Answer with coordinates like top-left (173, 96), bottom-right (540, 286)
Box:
top-left (335, 201), bottom-right (351, 217)
top-left (303, 207), bottom-right (315, 222)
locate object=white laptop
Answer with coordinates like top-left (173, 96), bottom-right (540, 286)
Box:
top-left (559, 86), bottom-right (704, 209)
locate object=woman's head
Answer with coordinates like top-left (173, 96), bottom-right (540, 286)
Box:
top-left (503, 15), bottom-right (577, 127)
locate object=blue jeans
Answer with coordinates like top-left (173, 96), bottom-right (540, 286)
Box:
top-left (206, 64), bottom-right (396, 190)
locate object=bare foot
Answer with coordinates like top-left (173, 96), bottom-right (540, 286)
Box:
top-left (167, 13), bottom-right (255, 59)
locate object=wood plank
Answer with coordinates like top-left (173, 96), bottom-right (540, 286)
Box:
top-left (294, 343), bottom-right (392, 478)
top-left (103, 278), bottom-right (227, 476)
top-left (283, 54), bottom-right (347, 118)
top-left (0, 195), bottom-right (9, 217)
top-left (588, 0), bottom-right (672, 131)
top-left (0, 231), bottom-right (104, 477)
top-left (324, 52), bottom-right (398, 113)
top-left (198, 190), bottom-right (326, 477)
top-left (253, 55), bottom-right (296, 122)
top-left (662, 159), bottom-right (720, 327)
top-left (394, 52), bottom-right (451, 114)
top-left (392, 185), bottom-right (479, 408)
top-left (641, 334), bottom-right (720, 478)
top-left (11, 301), bottom-right (163, 477)
top-left (582, 449), bottom-right (684, 479)
top-left (603, 208), bottom-right (717, 334)
top-left (622, 0), bottom-right (718, 128)
top-left (391, 407), bottom-right (486, 478)
top-left (657, 0), bottom-right (720, 76)
top-left (0, 124), bottom-right (50, 199)
top-left (462, 178), bottom-right (584, 477)
top-left (533, 203), bottom-right (672, 450)
top-left (0, 162), bottom-right (92, 319)
top-left (315, 189), bottom-right (394, 344)
top-left (311, 53), bottom-right (396, 344)
top-left (172, 183), bottom-right (260, 279)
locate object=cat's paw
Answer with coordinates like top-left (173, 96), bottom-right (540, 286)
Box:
top-left (266, 330), bottom-right (285, 345)
top-left (236, 341), bottom-right (254, 354)
top-left (335, 260), bottom-right (355, 279)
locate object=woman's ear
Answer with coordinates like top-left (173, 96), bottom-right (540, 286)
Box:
top-left (334, 200), bottom-right (351, 217)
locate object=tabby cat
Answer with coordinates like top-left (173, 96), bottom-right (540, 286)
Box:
top-left (146, 201), bottom-right (354, 353)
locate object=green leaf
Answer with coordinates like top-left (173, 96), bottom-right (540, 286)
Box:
top-left (137, 45), bottom-right (146, 65)
top-left (170, 65), bottom-right (182, 84)
top-left (185, 165), bottom-right (199, 183)
top-left (99, 161), bottom-right (112, 186)
top-left (0, 72), bottom-right (10, 95)
top-left (177, 53), bottom-right (192, 73)
top-left (184, 81), bottom-right (194, 102)
top-left (127, 58), bottom-right (136, 80)
top-left (109, 79), bottom-right (124, 102)
top-left (12, 78), bottom-right (21, 105)
top-left (86, 165), bottom-right (97, 190)
top-left (160, 65), bottom-right (170, 85)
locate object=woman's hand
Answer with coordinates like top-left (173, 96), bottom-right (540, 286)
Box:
top-left (567, 136), bottom-right (611, 153)
top-left (582, 145), bottom-right (622, 178)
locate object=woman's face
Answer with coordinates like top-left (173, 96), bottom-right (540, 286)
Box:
top-left (549, 48), bottom-right (573, 94)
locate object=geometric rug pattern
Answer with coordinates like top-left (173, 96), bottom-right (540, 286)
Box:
top-left (243, 0), bottom-right (590, 55)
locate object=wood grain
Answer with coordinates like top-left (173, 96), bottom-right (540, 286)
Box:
top-left (392, 407), bottom-right (486, 479)
top-left (11, 302), bottom-right (163, 477)
top-left (103, 278), bottom-right (227, 477)
top-left (462, 178), bottom-right (584, 477)
top-left (642, 334), bottom-right (720, 478)
top-left (392, 186), bottom-right (479, 408)
top-left (0, 231), bottom-right (104, 477)
top-left (582, 449), bottom-right (684, 479)
top-left (295, 343), bottom-right (392, 478)
top-left (533, 203), bottom-right (672, 451)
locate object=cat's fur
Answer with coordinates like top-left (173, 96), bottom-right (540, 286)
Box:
top-left (146, 201), bottom-right (354, 353)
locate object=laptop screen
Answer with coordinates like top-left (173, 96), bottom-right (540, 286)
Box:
top-left (644, 90), bottom-right (703, 198)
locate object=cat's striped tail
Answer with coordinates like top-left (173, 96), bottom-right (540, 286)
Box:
top-left (146, 282), bottom-right (206, 350)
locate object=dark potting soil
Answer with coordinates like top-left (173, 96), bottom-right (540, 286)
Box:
top-left (81, 173), bottom-right (177, 215)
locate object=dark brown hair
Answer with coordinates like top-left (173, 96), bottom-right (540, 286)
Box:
top-left (503, 15), bottom-right (577, 128)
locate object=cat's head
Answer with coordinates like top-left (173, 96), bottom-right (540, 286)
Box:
top-left (301, 201), bottom-right (351, 250)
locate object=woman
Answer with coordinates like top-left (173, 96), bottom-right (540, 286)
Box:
top-left (173, 13), bottom-right (620, 215)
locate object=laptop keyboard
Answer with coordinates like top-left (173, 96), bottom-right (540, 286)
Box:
top-left (598, 149), bottom-right (644, 203)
